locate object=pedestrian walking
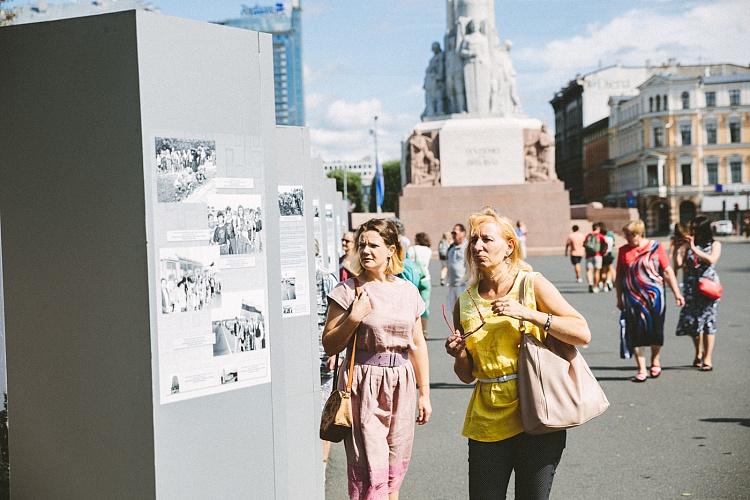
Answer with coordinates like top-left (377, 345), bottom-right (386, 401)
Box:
top-left (438, 231), bottom-right (451, 286)
top-left (444, 208), bottom-right (591, 500)
top-left (615, 219), bottom-right (684, 382)
top-left (564, 224), bottom-right (585, 283)
top-left (599, 223), bottom-right (616, 292)
top-left (323, 218), bottom-right (431, 499)
top-left (446, 223), bottom-right (468, 312)
top-left (407, 232), bottom-right (432, 335)
top-left (340, 231), bottom-right (357, 281)
top-left (742, 213), bottom-right (750, 238)
top-left (675, 216), bottom-right (722, 371)
top-left (584, 223), bottom-right (608, 293)
top-left (515, 220), bottom-right (528, 259)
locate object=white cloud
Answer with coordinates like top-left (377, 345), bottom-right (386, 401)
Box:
top-left (308, 97), bottom-right (417, 161)
top-left (513, 0), bottom-right (750, 129)
top-left (305, 92), bottom-right (326, 111)
top-left (324, 98), bottom-right (384, 130)
top-left (517, 0), bottom-right (750, 77)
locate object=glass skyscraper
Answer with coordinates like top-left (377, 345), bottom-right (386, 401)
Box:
top-left (219, 1), bottom-right (305, 126)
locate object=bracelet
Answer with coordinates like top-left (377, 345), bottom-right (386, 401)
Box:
top-left (543, 313), bottom-right (552, 333)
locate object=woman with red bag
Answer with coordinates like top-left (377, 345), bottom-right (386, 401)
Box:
top-left (675, 216), bottom-right (722, 371)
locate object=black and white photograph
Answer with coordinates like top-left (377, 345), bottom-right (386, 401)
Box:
top-left (281, 276), bottom-right (297, 301)
top-left (170, 375), bottom-right (180, 395)
top-left (211, 291), bottom-right (267, 357)
top-left (155, 137), bottom-right (216, 203)
top-left (159, 246), bottom-right (222, 314)
top-left (278, 185), bottom-right (304, 217)
top-left (207, 194), bottom-right (264, 256)
top-left (220, 369), bottom-right (238, 385)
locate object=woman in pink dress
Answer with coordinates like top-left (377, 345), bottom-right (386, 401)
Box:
top-left (323, 218), bottom-right (432, 500)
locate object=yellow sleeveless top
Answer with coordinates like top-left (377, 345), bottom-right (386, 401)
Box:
top-left (460, 270), bottom-right (545, 442)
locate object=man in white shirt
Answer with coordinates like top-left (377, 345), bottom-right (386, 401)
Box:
top-left (446, 223), bottom-right (468, 312)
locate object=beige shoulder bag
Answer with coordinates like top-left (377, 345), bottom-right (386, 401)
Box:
top-left (319, 279), bottom-right (360, 442)
top-left (516, 272), bottom-right (609, 434)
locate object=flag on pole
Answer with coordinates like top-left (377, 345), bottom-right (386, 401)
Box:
top-left (375, 159), bottom-right (384, 212)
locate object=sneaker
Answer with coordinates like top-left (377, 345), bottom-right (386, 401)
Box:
top-left (588, 285), bottom-right (594, 293)
top-left (593, 287), bottom-right (599, 294)
top-left (576, 278), bottom-right (583, 283)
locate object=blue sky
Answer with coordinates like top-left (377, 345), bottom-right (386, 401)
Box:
top-left (107, 0), bottom-right (750, 160)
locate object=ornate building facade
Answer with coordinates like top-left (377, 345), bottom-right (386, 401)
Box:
top-left (608, 68), bottom-right (750, 233)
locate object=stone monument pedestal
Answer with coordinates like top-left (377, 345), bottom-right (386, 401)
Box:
top-left (397, 180), bottom-right (570, 255)
top-left (412, 116), bottom-right (542, 186)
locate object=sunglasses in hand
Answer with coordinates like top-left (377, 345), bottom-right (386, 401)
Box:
top-left (442, 292), bottom-right (487, 340)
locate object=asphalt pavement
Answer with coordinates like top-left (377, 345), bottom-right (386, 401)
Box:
top-left (325, 240), bottom-right (750, 500)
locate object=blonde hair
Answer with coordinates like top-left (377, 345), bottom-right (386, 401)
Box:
top-left (465, 207), bottom-right (532, 287)
top-left (622, 219), bottom-right (646, 236)
top-left (350, 218), bottom-right (404, 276)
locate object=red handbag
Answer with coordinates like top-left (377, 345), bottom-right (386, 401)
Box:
top-left (697, 277), bottom-right (723, 300)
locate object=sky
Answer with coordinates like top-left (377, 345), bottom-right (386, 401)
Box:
top-left (76, 0), bottom-right (750, 161)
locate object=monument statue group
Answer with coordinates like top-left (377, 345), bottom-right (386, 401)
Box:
top-left (405, 0), bottom-right (556, 187)
top-left (399, 0), bottom-right (569, 253)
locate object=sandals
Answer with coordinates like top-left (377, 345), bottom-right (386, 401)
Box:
top-left (692, 357), bottom-right (703, 368)
top-left (632, 372), bottom-right (648, 383)
top-left (700, 364), bottom-right (713, 372)
top-left (649, 366), bottom-right (662, 378)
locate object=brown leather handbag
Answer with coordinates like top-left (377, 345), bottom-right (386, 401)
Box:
top-left (516, 272), bottom-right (609, 435)
top-left (319, 279), bottom-right (361, 442)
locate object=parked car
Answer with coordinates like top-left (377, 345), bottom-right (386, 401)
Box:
top-left (711, 219), bottom-right (734, 236)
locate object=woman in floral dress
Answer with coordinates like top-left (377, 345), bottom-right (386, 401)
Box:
top-left (675, 216), bottom-right (722, 371)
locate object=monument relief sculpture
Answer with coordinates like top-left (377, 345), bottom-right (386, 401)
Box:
top-left (443, 32), bottom-right (466, 114)
top-left (422, 42), bottom-right (446, 118)
top-left (523, 125), bottom-right (557, 182)
top-left (408, 131), bottom-right (440, 186)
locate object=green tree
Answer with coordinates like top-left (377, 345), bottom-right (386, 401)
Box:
top-left (327, 170), bottom-right (364, 212)
top-left (369, 160), bottom-right (402, 213)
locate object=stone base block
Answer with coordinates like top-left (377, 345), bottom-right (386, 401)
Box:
top-left (397, 181), bottom-right (571, 254)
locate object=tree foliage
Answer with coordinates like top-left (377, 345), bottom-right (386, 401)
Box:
top-left (0, 0), bottom-right (16, 26)
top-left (369, 160), bottom-right (402, 213)
top-left (327, 170), bottom-right (364, 212)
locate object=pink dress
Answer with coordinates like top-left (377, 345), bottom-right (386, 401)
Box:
top-left (328, 277), bottom-right (425, 500)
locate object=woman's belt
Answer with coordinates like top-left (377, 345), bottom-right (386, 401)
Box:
top-left (354, 350), bottom-right (409, 367)
top-left (477, 374), bottom-right (518, 383)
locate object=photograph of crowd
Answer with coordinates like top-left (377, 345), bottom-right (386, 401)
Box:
top-left (278, 186), bottom-right (304, 217)
top-left (212, 292), bottom-right (267, 357)
top-left (207, 194), bottom-right (264, 256)
top-left (159, 247), bottom-right (221, 314)
top-left (155, 137), bottom-right (216, 203)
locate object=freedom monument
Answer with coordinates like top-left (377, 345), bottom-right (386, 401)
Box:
top-left (399, 0), bottom-right (570, 252)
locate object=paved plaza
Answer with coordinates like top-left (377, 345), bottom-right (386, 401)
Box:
top-left (325, 240), bottom-right (750, 500)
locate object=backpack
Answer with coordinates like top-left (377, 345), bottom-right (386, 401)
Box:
top-left (584, 233), bottom-right (601, 256)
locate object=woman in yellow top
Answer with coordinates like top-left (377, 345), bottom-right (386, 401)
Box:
top-left (444, 208), bottom-right (591, 500)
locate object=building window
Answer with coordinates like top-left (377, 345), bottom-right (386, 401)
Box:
top-left (706, 161), bottom-right (719, 185)
top-left (653, 127), bottom-right (664, 147)
top-left (647, 164), bottom-right (659, 187)
top-left (730, 160), bottom-right (742, 183)
top-left (729, 89), bottom-right (740, 106)
top-left (663, 95), bottom-right (668, 110)
top-left (656, 95), bottom-right (661, 111)
top-left (705, 91), bottom-right (716, 107)
top-left (649, 97), bottom-right (653, 112)
top-left (729, 120), bottom-right (741, 143)
top-left (681, 91), bottom-right (690, 109)
top-left (680, 123), bottom-right (691, 145)
top-left (706, 122), bottom-right (717, 144)
top-left (681, 163), bottom-right (692, 186)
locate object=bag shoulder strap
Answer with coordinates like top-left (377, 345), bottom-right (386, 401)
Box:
top-left (331, 277), bottom-right (360, 393)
